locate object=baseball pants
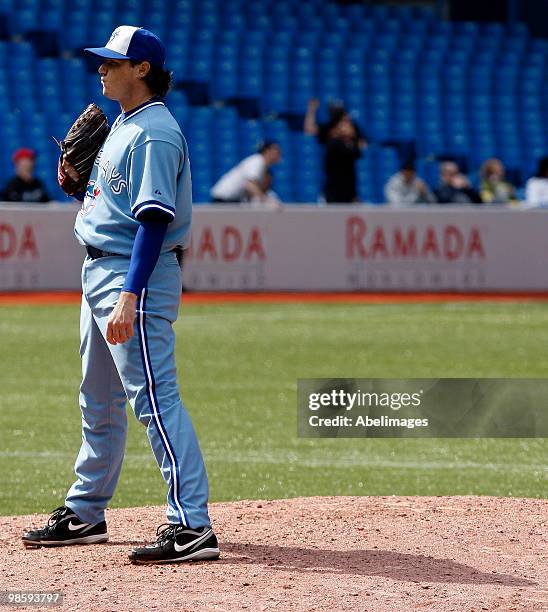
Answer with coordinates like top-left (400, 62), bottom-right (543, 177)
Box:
top-left (65, 251), bottom-right (211, 528)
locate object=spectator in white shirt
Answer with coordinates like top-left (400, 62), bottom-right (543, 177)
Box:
top-left (248, 170), bottom-right (282, 208)
top-left (525, 157), bottom-right (548, 207)
top-left (384, 161), bottom-right (435, 206)
top-left (211, 141), bottom-right (281, 203)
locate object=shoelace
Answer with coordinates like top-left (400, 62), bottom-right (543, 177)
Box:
top-left (154, 523), bottom-right (179, 545)
top-left (37, 506), bottom-right (69, 535)
top-left (47, 506), bottom-right (68, 528)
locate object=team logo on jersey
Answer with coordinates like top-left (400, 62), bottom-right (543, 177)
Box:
top-left (100, 159), bottom-right (128, 195)
top-left (94, 147), bottom-right (104, 167)
top-left (80, 180), bottom-right (100, 215)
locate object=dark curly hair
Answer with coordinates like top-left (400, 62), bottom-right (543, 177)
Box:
top-left (130, 60), bottom-right (172, 98)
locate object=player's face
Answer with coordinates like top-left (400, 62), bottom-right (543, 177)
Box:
top-left (98, 59), bottom-right (136, 101)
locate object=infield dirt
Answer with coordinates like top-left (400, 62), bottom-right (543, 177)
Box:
top-left (2, 496), bottom-right (547, 611)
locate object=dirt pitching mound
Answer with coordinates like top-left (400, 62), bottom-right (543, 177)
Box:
top-left (2, 496), bottom-right (547, 611)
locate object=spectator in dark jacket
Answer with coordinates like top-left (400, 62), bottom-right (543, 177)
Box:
top-left (434, 161), bottom-right (481, 204)
top-left (2, 148), bottom-right (50, 203)
top-left (304, 98), bottom-right (367, 203)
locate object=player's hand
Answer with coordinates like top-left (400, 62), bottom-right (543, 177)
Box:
top-left (107, 291), bottom-right (137, 345)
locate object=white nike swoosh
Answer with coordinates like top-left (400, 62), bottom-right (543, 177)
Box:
top-left (173, 529), bottom-right (212, 553)
top-left (58, 514), bottom-right (77, 524)
top-left (67, 521), bottom-right (90, 531)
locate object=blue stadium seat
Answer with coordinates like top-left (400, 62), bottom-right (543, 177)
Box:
top-left (339, 2), bottom-right (365, 19)
top-left (0, 2), bottom-right (540, 203)
top-left (506, 22), bottom-right (529, 37)
top-left (168, 88), bottom-right (188, 107)
top-left (10, 8), bottom-right (37, 33)
top-left (505, 36), bottom-right (527, 54)
top-left (352, 18), bottom-right (374, 35)
top-left (261, 87), bottom-right (288, 114)
top-left (272, 14), bottom-right (298, 33)
top-left (321, 31), bottom-right (346, 50)
top-left (239, 73), bottom-right (262, 97)
top-left (216, 43), bottom-right (238, 63)
top-left (141, 14), bottom-right (165, 39)
top-left (240, 56), bottom-right (262, 76)
top-left (245, 1), bottom-right (266, 18)
top-left (290, 60), bottom-right (313, 79)
top-left (41, 8), bottom-right (62, 30)
top-left (477, 35), bottom-right (501, 55)
top-left (424, 36), bottom-right (448, 56)
top-left (397, 48), bottom-right (419, 66)
top-left (242, 30), bottom-right (266, 49)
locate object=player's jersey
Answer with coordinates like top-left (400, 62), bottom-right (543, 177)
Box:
top-left (74, 99), bottom-right (191, 256)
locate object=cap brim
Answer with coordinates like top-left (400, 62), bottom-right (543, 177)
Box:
top-left (84, 47), bottom-right (130, 60)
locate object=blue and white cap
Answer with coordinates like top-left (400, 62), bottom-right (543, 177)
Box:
top-left (85, 26), bottom-right (166, 68)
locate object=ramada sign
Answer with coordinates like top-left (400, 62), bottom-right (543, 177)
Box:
top-left (186, 225), bottom-right (266, 261)
top-left (0, 223), bottom-right (39, 259)
top-left (0, 217), bottom-right (486, 266)
top-left (346, 216), bottom-right (485, 261)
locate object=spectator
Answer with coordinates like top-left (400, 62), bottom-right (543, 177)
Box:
top-left (433, 161), bottom-right (482, 204)
top-left (304, 98), bottom-right (367, 203)
top-left (248, 170), bottom-right (282, 208)
top-left (210, 141), bottom-right (281, 204)
top-left (384, 161), bottom-right (435, 206)
top-left (525, 157), bottom-right (548, 206)
top-left (479, 158), bottom-right (517, 204)
top-left (2, 148), bottom-right (49, 203)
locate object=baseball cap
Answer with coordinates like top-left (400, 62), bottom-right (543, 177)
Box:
top-left (12, 148), bottom-right (35, 162)
top-left (85, 26), bottom-right (166, 68)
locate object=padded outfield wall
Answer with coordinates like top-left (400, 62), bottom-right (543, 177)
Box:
top-left (0, 204), bottom-right (547, 292)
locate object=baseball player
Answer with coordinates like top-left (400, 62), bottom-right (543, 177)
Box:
top-left (22, 26), bottom-right (219, 564)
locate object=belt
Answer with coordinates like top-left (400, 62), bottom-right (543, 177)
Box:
top-left (85, 245), bottom-right (120, 259)
top-left (85, 245), bottom-right (184, 265)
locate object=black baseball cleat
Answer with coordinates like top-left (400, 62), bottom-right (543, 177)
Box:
top-left (22, 506), bottom-right (108, 548)
top-left (129, 524), bottom-right (220, 564)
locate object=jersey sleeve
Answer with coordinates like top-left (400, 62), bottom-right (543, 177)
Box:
top-left (127, 140), bottom-right (182, 222)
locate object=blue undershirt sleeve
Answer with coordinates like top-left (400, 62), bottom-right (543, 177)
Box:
top-left (122, 219), bottom-right (169, 296)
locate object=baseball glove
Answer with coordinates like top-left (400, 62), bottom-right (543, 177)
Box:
top-left (56, 103), bottom-right (110, 195)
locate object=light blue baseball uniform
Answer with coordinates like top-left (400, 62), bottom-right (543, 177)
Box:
top-left (65, 98), bottom-right (211, 528)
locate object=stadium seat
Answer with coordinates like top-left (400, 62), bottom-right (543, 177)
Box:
top-left (0, 0), bottom-right (541, 202)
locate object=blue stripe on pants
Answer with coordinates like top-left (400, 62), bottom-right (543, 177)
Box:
top-left (137, 287), bottom-right (187, 526)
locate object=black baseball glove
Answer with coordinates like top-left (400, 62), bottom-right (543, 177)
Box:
top-left (56, 103), bottom-right (110, 195)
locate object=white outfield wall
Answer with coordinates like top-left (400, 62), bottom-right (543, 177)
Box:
top-left (0, 203), bottom-right (547, 292)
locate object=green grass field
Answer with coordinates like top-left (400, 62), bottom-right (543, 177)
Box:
top-left (0, 300), bottom-right (547, 517)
